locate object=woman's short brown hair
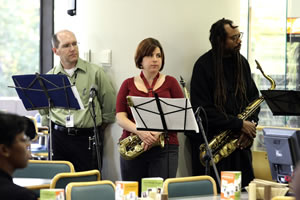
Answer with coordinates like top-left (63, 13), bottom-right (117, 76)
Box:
top-left (134, 38), bottom-right (165, 71)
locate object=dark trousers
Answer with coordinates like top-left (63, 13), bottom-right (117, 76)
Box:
top-left (187, 136), bottom-right (254, 191)
top-left (120, 144), bottom-right (178, 195)
top-left (187, 137), bottom-right (206, 176)
top-left (50, 125), bottom-right (104, 172)
top-left (215, 148), bottom-right (254, 188)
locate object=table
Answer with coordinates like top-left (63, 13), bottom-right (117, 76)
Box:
top-left (169, 192), bottom-right (249, 200)
top-left (13, 178), bottom-right (51, 190)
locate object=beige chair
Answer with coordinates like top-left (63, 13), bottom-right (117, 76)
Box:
top-left (66, 180), bottom-right (115, 200)
top-left (163, 175), bottom-right (217, 198)
top-left (252, 150), bottom-right (273, 181)
top-left (272, 196), bottom-right (295, 200)
top-left (50, 169), bottom-right (100, 189)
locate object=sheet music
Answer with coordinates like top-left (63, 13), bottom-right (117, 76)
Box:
top-left (128, 96), bottom-right (199, 133)
top-left (71, 85), bottom-right (84, 109)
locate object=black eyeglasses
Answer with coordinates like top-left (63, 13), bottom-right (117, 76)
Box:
top-left (229, 32), bottom-right (243, 42)
top-left (61, 41), bottom-right (78, 49)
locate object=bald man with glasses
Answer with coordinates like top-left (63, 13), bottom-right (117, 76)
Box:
top-left (39, 30), bottom-right (116, 172)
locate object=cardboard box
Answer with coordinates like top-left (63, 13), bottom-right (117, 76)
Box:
top-left (115, 181), bottom-right (138, 200)
top-left (221, 171), bottom-right (241, 200)
top-left (40, 189), bottom-right (64, 200)
top-left (141, 177), bottom-right (163, 198)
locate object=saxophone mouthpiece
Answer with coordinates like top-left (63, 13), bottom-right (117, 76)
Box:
top-left (180, 76), bottom-right (185, 86)
top-left (255, 59), bottom-right (262, 71)
top-left (126, 96), bottom-right (134, 107)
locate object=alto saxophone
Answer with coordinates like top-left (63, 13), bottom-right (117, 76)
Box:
top-left (118, 96), bottom-right (165, 160)
top-left (119, 134), bottom-right (165, 160)
top-left (199, 60), bottom-right (276, 166)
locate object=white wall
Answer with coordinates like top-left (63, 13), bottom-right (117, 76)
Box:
top-left (288, 0), bottom-right (300, 17)
top-left (0, 97), bottom-right (38, 117)
top-left (54, 0), bottom-right (240, 182)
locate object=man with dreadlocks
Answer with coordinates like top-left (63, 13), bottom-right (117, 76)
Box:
top-left (189, 18), bottom-right (259, 188)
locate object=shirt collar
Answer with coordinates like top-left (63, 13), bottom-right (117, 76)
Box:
top-left (52, 58), bottom-right (87, 74)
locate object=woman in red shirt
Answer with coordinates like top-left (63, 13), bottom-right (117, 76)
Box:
top-left (116, 38), bottom-right (184, 194)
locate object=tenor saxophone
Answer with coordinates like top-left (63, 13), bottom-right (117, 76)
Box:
top-left (199, 60), bottom-right (276, 166)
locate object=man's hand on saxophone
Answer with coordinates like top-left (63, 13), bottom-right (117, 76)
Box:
top-left (237, 120), bottom-right (257, 149)
top-left (240, 120), bottom-right (257, 138)
top-left (237, 133), bottom-right (254, 149)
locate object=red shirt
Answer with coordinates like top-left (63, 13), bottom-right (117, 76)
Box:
top-left (116, 75), bottom-right (184, 145)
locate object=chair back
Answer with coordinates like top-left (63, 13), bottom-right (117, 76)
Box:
top-left (66, 180), bottom-right (115, 200)
top-left (13, 160), bottom-right (75, 178)
top-left (50, 169), bottom-right (100, 189)
top-left (163, 175), bottom-right (217, 198)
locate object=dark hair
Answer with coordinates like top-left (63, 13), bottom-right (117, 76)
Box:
top-left (209, 18), bottom-right (247, 113)
top-left (51, 33), bottom-right (60, 48)
top-left (209, 18), bottom-right (238, 50)
top-left (0, 112), bottom-right (31, 146)
top-left (134, 38), bottom-right (165, 71)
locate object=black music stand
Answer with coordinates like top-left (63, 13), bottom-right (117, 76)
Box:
top-left (260, 90), bottom-right (300, 116)
top-left (127, 94), bottom-right (199, 180)
top-left (127, 95), bottom-right (199, 133)
top-left (10, 73), bottom-right (82, 160)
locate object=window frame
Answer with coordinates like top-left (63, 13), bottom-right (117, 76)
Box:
top-left (40, 0), bottom-right (54, 74)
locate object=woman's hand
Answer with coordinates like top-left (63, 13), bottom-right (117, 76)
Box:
top-left (137, 131), bottom-right (162, 150)
top-left (150, 131), bottom-right (163, 140)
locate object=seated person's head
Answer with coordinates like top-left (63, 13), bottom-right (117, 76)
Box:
top-left (0, 112), bottom-right (33, 175)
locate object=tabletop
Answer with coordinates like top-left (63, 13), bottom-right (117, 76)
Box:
top-left (168, 192), bottom-right (249, 200)
top-left (13, 177), bottom-right (51, 190)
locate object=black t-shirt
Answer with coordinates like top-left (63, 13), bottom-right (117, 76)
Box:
top-left (0, 169), bottom-right (37, 200)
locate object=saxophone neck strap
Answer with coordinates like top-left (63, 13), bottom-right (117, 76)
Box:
top-left (140, 71), bottom-right (160, 97)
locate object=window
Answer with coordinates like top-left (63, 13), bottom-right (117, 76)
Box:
top-left (241, 0), bottom-right (291, 127)
top-left (241, 0), bottom-right (300, 152)
top-left (0, 0), bottom-right (40, 97)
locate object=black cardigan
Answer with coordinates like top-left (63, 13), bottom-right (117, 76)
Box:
top-left (190, 50), bottom-right (260, 141)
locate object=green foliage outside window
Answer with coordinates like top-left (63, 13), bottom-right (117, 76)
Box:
top-left (0, 0), bottom-right (40, 97)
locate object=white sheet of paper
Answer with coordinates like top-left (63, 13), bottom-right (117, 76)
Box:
top-left (71, 85), bottom-right (84, 110)
top-left (128, 96), bottom-right (199, 133)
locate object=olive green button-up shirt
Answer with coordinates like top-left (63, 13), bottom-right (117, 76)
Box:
top-left (39, 58), bottom-right (116, 128)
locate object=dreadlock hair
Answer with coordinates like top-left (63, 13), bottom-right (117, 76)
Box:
top-left (209, 18), bottom-right (247, 114)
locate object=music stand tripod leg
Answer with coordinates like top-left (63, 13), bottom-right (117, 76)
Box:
top-left (89, 100), bottom-right (102, 172)
top-left (195, 107), bottom-right (221, 189)
top-left (153, 93), bottom-right (172, 178)
top-left (48, 102), bottom-right (53, 160)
